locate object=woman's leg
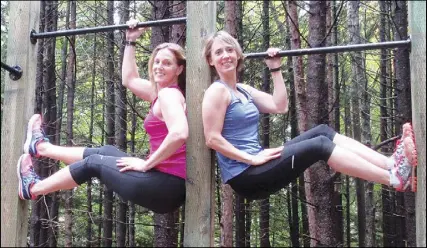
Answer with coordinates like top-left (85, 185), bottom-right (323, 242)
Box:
top-left (24, 114), bottom-right (130, 164)
top-left (31, 166), bottom-right (78, 195)
top-left (37, 143), bottom-right (86, 164)
top-left (327, 145), bottom-right (390, 185)
top-left (24, 114), bottom-right (85, 164)
top-left (332, 123), bottom-right (413, 170)
top-left (18, 153), bottom-right (185, 213)
top-left (230, 135), bottom-right (416, 199)
top-left (17, 154), bottom-right (78, 200)
top-left (290, 123), bottom-right (413, 170)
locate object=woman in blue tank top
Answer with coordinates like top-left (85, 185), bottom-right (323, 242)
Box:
top-left (201, 30), bottom-right (418, 199)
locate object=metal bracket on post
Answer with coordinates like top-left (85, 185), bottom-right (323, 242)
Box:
top-left (30, 29), bottom-right (37, 44)
top-left (1, 62), bottom-right (23, 81)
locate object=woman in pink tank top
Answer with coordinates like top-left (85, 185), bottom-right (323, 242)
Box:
top-left (16, 19), bottom-right (188, 214)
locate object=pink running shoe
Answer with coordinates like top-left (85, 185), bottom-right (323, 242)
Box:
top-left (23, 114), bottom-right (49, 157)
top-left (392, 136), bottom-right (418, 192)
top-left (390, 123), bottom-right (414, 168)
top-left (17, 154), bottom-right (41, 200)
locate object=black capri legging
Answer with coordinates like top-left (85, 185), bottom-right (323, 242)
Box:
top-left (228, 124), bottom-right (337, 200)
top-left (68, 145), bottom-right (185, 214)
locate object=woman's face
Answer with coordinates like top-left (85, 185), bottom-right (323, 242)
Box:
top-left (152, 48), bottom-right (183, 87)
top-left (208, 39), bottom-right (239, 76)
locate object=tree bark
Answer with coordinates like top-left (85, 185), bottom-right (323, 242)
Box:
top-left (103, 1), bottom-right (116, 246)
top-left (64, 1), bottom-right (76, 246)
top-left (347, 1), bottom-right (366, 246)
top-left (286, 1), bottom-right (309, 246)
top-left (259, 1), bottom-right (271, 247)
top-left (305, 1), bottom-right (338, 246)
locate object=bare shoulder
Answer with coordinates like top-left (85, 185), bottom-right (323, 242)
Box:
top-left (204, 82), bottom-right (230, 102)
top-left (158, 87), bottom-right (184, 103)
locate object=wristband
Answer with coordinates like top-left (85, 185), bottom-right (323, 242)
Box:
top-left (269, 66), bottom-right (282, 72)
top-left (124, 40), bottom-right (137, 46)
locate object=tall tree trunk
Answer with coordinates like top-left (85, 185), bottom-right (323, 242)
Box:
top-left (278, 5), bottom-right (300, 246)
top-left (326, 2), bottom-right (344, 245)
top-left (331, 1), bottom-right (344, 245)
top-left (347, 1), bottom-right (366, 246)
top-left (358, 4), bottom-right (375, 247)
top-left (64, 1), bottom-right (76, 246)
top-left (115, 1), bottom-right (130, 246)
top-left (103, 1), bottom-right (116, 246)
top-left (38, 1), bottom-right (60, 247)
top-left (154, 212), bottom-right (179, 247)
top-left (343, 70), bottom-right (353, 248)
top-left (379, 1), bottom-right (395, 246)
top-left (170, 0), bottom-right (186, 46)
top-left (259, 2), bottom-right (270, 247)
top-left (86, 2), bottom-right (99, 246)
top-left (286, 1), bottom-right (309, 245)
top-left (392, 2), bottom-right (415, 247)
top-left (305, 1), bottom-right (338, 246)
top-left (286, 0), bottom-right (307, 133)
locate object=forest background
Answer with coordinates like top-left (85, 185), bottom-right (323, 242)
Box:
top-left (0, 0), bottom-right (418, 247)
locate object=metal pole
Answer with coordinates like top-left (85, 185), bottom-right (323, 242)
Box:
top-left (244, 39), bottom-right (411, 59)
top-left (1, 62), bottom-right (23, 80)
top-left (30, 16), bottom-right (187, 43)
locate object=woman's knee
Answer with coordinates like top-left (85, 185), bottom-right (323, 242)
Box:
top-left (316, 124), bottom-right (336, 140)
top-left (69, 155), bottom-right (101, 184)
top-left (315, 135), bottom-right (336, 160)
top-left (82, 154), bottom-right (103, 174)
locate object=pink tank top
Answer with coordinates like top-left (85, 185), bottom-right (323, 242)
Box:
top-left (143, 86), bottom-right (186, 179)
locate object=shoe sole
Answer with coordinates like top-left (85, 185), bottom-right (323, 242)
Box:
top-left (23, 114), bottom-right (40, 154)
top-left (17, 154), bottom-right (26, 200)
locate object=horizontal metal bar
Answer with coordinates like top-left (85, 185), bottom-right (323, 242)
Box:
top-left (1, 62), bottom-right (23, 80)
top-left (244, 39), bottom-right (411, 59)
top-left (30, 17), bottom-right (187, 40)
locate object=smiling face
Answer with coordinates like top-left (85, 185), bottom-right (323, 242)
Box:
top-left (203, 31), bottom-right (245, 80)
top-left (152, 48), bottom-right (183, 88)
top-left (208, 39), bottom-right (239, 76)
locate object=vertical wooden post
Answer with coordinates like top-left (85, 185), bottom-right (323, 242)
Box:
top-left (409, 1), bottom-right (426, 247)
top-left (1, 1), bottom-right (40, 247)
top-left (184, 1), bottom-right (216, 247)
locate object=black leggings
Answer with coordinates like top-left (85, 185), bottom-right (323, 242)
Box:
top-left (68, 145), bottom-right (185, 214)
top-left (228, 124), bottom-right (337, 200)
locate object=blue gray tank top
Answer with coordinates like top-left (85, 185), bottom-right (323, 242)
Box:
top-left (214, 81), bottom-right (263, 183)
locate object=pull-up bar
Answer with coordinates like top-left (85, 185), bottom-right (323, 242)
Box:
top-left (1, 62), bottom-right (23, 80)
top-left (244, 39), bottom-right (411, 59)
top-left (30, 17), bottom-right (187, 44)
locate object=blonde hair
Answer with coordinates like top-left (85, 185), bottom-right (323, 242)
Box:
top-left (148, 43), bottom-right (186, 96)
top-left (202, 30), bottom-right (245, 78)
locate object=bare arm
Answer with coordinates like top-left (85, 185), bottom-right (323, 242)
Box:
top-left (143, 88), bottom-right (188, 170)
top-left (240, 48), bottom-right (289, 114)
top-left (202, 84), bottom-right (254, 164)
top-left (121, 20), bottom-right (155, 102)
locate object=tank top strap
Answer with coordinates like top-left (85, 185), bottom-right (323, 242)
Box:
top-left (236, 84), bottom-right (253, 101)
top-left (214, 80), bottom-right (238, 101)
